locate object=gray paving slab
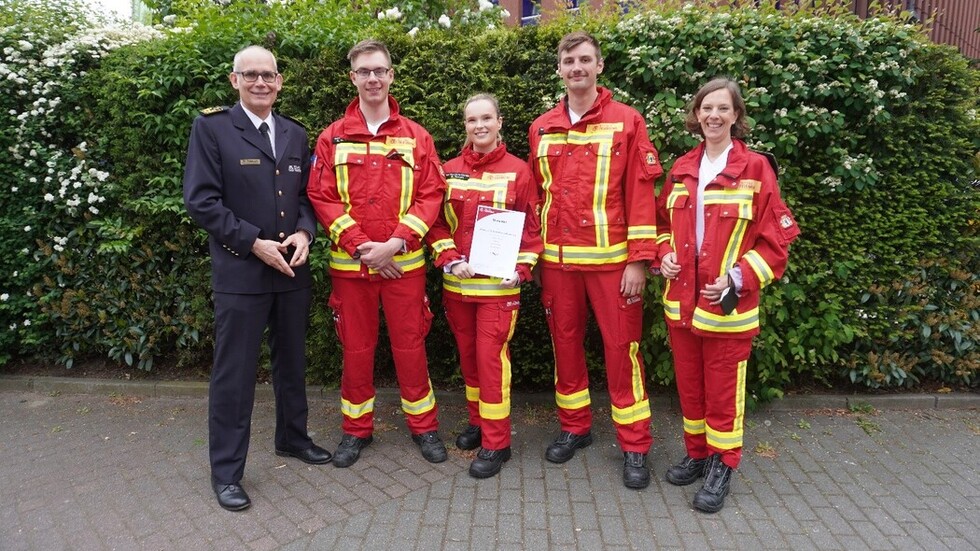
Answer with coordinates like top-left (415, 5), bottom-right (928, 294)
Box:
top-left (0, 383), bottom-right (976, 550)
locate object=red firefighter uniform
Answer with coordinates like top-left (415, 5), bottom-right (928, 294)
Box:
top-left (528, 87), bottom-right (663, 452)
top-left (656, 139), bottom-right (799, 468)
top-left (426, 143), bottom-right (543, 451)
top-left (308, 95), bottom-right (446, 438)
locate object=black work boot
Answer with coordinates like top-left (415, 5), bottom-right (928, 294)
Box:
top-left (693, 454), bottom-right (734, 513)
top-left (455, 425), bottom-right (481, 450)
top-left (412, 431), bottom-right (448, 463)
top-left (468, 447), bottom-right (511, 478)
top-left (622, 452), bottom-right (651, 489)
top-left (665, 455), bottom-right (708, 486)
top-left (544, 431), bottom-right (593, 463)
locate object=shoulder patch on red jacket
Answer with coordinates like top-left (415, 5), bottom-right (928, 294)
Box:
top-left (772, 204), bottom-right (800, 244)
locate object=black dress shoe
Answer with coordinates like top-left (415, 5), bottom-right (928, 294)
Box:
top-left (693, 454), bottom-right (734, 513)
top-left (276, 443), bottom-right (333, 465)
top-left (469, 447), bottom-right (511, 478)
top-left (622, 451), bottom-right (650, 489)
top-left (665, 455), bottom-right (708, 486)
top-left (212, 482), bottom-right (251, 512)
top-left (544, 431), bottom-right (593, 464)
top-left (455, 425), bottom-right (481, 450)
top-left (412, 431), bottom-right (448, 463)
top-left (333, 433), bottom-right (373, 468)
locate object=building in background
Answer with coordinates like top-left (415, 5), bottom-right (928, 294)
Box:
top-left (495, 0), bottom-right (979, 59)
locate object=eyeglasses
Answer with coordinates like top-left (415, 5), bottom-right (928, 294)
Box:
top-left (352, 67), bottom-right (391, 80)
top-left (235, 71), bottom-right (279, 83)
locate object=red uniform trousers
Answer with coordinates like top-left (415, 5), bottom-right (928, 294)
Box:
top-left (540, 267), bottom-right (653, 453)
top-left (328, 274), bottom-right (438, 438)
top-left (443, 296), bottom-right (519, 450)
top-left (668, 326), bottom-right (752, 469)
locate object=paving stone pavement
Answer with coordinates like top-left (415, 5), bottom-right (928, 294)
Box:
top-left (0, 384), bottom-right (977, 550)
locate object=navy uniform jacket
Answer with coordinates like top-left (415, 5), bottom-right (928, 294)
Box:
top-left (183, 103), bottom-right (316, 294)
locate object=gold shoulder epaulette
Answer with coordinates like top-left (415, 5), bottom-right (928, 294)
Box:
top-left (200, 105), bottom-right (230, 116)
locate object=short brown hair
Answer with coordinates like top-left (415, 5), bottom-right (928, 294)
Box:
top-left (347, 39), bottom-right (391, 66)
top-left (684, 78), bottom-right (750, 139)
top-left (557, 31), bottom-right (602, 61)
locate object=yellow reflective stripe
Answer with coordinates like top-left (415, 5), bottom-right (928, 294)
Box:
top-left (399, 164), bottom-right (413, 219)
top-left (537, 137), bottom-right (557, 243)
top-left (443, 274), bottom-right (520, 297)
top-left (656, 233), bottom-right (671, 245)
top-left (683, 416), bottom-right (706, 435)
top-left (401, 382), bottom-right (436, 415)
top-left (499, 308), bottom-right (517, 414)
top-left (444, 201), bottom-right (459, 234)
top-left (628, 225), bottom-right (658, 240)
top-left (541, 242), bottom-right (628, 265)
top-left (328, 214), bottom-right (356, 243)
top-left (592, 139), bottom-right (613, 247)
top-left (692, 306), bottom-right (759, 333)
top-left (401, 213), bottom-right (428, 237)
top-left (706, 394), bottom-right (744, 452)
top-left (430, 238), bottom-right (456, 254)
top-left (465, 385), bottom-right (480, 402)
top-left (667, 187), bottom-right (689, 209)
top-left (743, 249), bottom-right (775, 288)
top-left (517, 252), bottom-right (539, 267)
top-left (328, 251), bottom-right (363, 272)
top-left (329, 249), bottom-right (426, 273)
top-left (629, 341), bottom-right (644, 402)
top-left (611, 399), bottom-right (651, 425)
top-left (448, 176), bottom-right (511, 207)
top-left (479, 400), bottom-right (510, 420)
top-left (663, 294), bottom-right (681, 321)
top-left (341, 397), bottom-right (374, 419)
top-left (720, 218), bottom-right (749, 278)
top-left (556, 387), bottom-right (590, 410)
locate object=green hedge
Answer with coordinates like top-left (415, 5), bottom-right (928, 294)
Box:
top-left (1, 0), bottom-right (977, 399)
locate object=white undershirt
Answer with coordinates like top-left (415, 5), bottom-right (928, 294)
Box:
top-left (695, 143), bottom-right (733, 252)
top-left (241, 104), bottom-right (275, 157)
top-left (367, 119), bottom-right (387, 135)
top-left (568, 108), bottom-right (583, 126)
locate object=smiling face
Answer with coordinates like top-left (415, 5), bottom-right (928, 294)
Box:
top-left (230, 48), bottom-right (282, 119)
top-left (463, 98), bottom-right (502, 154)
top-left (557, 41), bottom-right (603, 95)
top-left (697, 88), bottom-right (738, 146)
top-left (350, 50), bottom-right (393, 109)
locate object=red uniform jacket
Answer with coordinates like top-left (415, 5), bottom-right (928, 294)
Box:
top-left (308, 96), bottom-right (446, 279)
top-left (656, 139), bottom-right (800, 337)
top-left (528, 87), bottom-right (662, 271)
top-left (427, 143), bottom-right (543, 302)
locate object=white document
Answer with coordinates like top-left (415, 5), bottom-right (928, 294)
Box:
top-left (469, 205), bottom-right (526, 279)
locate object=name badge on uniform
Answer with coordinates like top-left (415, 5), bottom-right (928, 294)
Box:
top-left (288, 165), bottom-right (302, 172)
top-left (240, 159), bottom-right (261, 166)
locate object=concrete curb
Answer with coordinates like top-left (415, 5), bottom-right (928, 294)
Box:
top-left (1, 375), bottom-right (976, 410)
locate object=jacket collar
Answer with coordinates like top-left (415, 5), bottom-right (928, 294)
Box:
top-left (460, 142), bottom-right (507, 171)
top-left (230, 103), bottom-right (277, 162)
top-left (341, 95), bottom-right (402, 139)
top-left (671, 139), bottom-right (750, 187)
top-left (536, 86), bottom-right (613, 133)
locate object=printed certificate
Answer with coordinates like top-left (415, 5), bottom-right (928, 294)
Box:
top-left (469, 205), bottom-right (526, 279)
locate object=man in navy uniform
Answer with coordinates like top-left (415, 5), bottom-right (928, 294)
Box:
top-left (183, 45), bottom-right (330, 512)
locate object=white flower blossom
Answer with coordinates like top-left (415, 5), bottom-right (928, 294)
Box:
top-left (0, 293), bottom-right (8, 301)
top-left (23, 320), bottom-right (31, 327)
top-left (438, 14), bottom-right (452, 28)
top-left (408, 27), bottom-right (419, 37)
top-left (23, 226), bottom-right (31, 232)
top-left (478, 0), bottom-right (494, 11)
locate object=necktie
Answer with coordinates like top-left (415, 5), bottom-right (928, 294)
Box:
top-left (258, 121), bottom-right (274, 157)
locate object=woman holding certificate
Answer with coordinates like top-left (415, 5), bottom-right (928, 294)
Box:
top-left (427, 93), bottom-right (542, 478)
top-left (656, 78), bottom-right (799, 512)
